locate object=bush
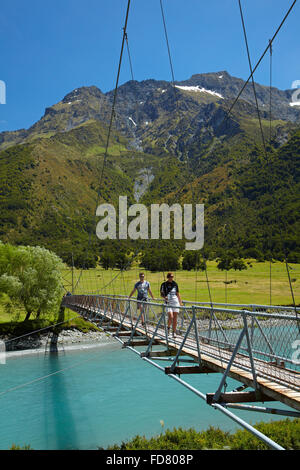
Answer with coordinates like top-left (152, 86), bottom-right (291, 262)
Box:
top-left (104, 419), bottom-right (300, 450)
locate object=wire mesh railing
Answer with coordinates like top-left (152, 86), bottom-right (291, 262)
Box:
top-left (62, 294), bottom-right (300, 392)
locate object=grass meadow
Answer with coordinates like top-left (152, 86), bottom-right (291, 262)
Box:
top-left (62, 259), bottom-right (300, 307)
top-left (0, 260), bottom-right (299, 328)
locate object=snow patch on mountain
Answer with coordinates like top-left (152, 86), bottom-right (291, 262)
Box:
top-left (175, 85), bottom-right (223, 99)
top-left (128, 117), bottom-right (137, 126)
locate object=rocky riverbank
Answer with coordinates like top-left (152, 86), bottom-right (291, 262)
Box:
top-left (1, 327), bottom-right (115, 355)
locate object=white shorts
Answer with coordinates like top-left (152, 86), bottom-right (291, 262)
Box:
top-left (166, 303), bottom-right (180, 314)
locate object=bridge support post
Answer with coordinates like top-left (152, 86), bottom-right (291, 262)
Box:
top-left (242, 312), bottom-right (258, 391)
top-left (211, 324), bottom-right (246, 404)
top-left (124, 304), bottom-right (147, 346)
top-left (114, 301), bottom-right (130, 336)
top-left (143, 306), bottom-right (168, 357)
top-left (168, 307), bottom-right (201, 374)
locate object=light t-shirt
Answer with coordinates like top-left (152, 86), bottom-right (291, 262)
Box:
top-left (134, 280), bottom-right (150, 300)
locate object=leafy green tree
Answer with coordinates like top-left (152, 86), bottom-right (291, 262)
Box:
top-left (231, 259), bottom-right (247, 271)
top-left (140, 248), bottom-right (180, 272)
top-left (114, 251), bottom-right (133, 271)
top-left (216, 256), bottom-right (247, 272)
top-left (0, 274), bottom-right (22, 300)
top-left (182, 251), bottom-right (206, 271)
top-left (75, 252), bottom-right (97, 269)
top-left (0, 242), bottom-right (64, 320)
top-left (99, 249), bottom-right (116, 270)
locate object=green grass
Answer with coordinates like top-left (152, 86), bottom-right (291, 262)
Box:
top-left (62, 260), bottom-right (300, 307)
top-left (0, 291), bottom-right (99, 334)
top-left (1, 259), bottom-right (298, 330)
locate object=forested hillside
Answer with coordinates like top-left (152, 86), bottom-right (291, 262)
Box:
top-left (0, 72), bottom-right (299, 267)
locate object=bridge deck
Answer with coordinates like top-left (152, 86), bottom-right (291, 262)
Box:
top-left (66, 299), bottom-right (300, 412)
top-left (119, 320), bottom-right (300, 411)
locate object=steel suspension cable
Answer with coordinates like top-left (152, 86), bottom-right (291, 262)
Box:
top-left (159, 0), bottom-right (176, 86)
top-left (124, 31), bottom-right (134, 82)
top-left (224, 0), bottom-right (297, 124)
top-left (238, 0), bottom-right (299, 328)
top-left (269, 40), bottom-right (273, 306)
top-left (0, 353), bottom-right (103, 398)
top-left (238, 0), bottom-right (272, 307)
top-left (73, 0), bottom-right (132, 294)
top-left (238, 0), bottom-right (267, 153)
top-left (159, 0), bottom-right (225, 368)
top-left (98, 0), bottom-right (131, 189)
top-left (4, 313), bottom-right (82, 345)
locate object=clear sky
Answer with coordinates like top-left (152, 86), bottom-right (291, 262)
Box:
top-left (0, 0), bottom-right (299, 132)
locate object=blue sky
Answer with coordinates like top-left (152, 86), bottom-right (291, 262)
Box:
top-left (0, 0), bottom-right (299, 132)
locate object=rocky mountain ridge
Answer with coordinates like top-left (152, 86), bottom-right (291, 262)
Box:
top-left (1, 70), bottom-right (299, 153)
top-left (0, 70), bottom-right (299, 264)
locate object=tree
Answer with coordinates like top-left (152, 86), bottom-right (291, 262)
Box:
top-left (0, 274), bottom-right (22, 300)
top-left (114, 251), bottom-right (133, 271)
top-left (99, 249), bottom-right (116, 270)
top-left (0, 242), bottom-right (64, 321)
top-left (182, 251), bottom-right (206, 271)
top-left (140, 248), bottom-right (180, 272)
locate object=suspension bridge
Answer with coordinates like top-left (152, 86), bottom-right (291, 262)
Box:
top-left (3, 0), bottom-right (297, 452)
top-left (61, 293), bottom-right (300, 450)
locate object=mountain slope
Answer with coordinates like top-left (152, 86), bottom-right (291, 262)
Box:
top-left (1, 70), bottom-right (299, 153)
top-left (0, 118), bottom-right (188, 264)
top-left (0, 71), bottom-right (299, 264)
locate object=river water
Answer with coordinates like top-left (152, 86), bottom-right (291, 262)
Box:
top-left (0, 340), bottom-right (291, 450)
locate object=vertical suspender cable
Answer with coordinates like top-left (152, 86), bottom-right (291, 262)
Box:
top-left (74, 0), bottom-right (131, 294)
top-left (269, 40), bottom-right (273, 306)
top-left (238, 0), bottom-right (299, 329)
top-left (225, 0), bottom-right (297, 123)
top-left (98, 0), bottom-right (131, 187)
top-left (159, 0), bottom-right (176, 86)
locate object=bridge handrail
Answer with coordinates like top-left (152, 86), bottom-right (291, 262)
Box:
top-left (62, 294), bottom-right (300, 387)
top-left (86, 293), bottom-right (300, 313)
top-left (62, 294), bottom-right (300, 321)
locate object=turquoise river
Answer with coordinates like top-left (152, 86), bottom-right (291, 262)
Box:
top-left (0, 340), bottom-right (291, 450)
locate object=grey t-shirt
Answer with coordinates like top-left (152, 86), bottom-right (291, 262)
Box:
top-left (134, 280), bottom-right (150, 300)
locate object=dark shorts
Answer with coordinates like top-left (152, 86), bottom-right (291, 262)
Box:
top-left (137, 298), bottom-right (147, 309)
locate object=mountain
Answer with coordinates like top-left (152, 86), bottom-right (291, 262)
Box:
top-left (0, 71), bottom-right (299, 265)
top-left (1, 71), bottom-right (299, 153)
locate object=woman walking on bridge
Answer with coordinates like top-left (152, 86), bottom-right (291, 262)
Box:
top-left (160, 272), bottom-right (183, 338)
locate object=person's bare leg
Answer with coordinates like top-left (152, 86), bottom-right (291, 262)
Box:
top-left (172, 312), bottom-right (178, 334)
top-left (140, 307), bottom-right (145, 325)
top-left (168, 312), bottom-right (173, 330)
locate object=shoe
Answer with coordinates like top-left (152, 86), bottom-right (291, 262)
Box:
top-left (167, 327), bottom-right (170, 335)
top-left (172, 331), bottom-right (177, 339)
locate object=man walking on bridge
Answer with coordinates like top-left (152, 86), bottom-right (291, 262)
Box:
top-left (129, 273), bottom-right (154, 325)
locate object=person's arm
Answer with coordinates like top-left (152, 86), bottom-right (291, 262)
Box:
top-left (148, 287), bottom-right (154, 300)
top-left (176, 283), bottom-right (183, 306)
top-left (160, 283), bottom-right (168, 302)
top-left (129, 287), bottom-right (136, 298)
top-left (176, 292), bottom-right (183, 306)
